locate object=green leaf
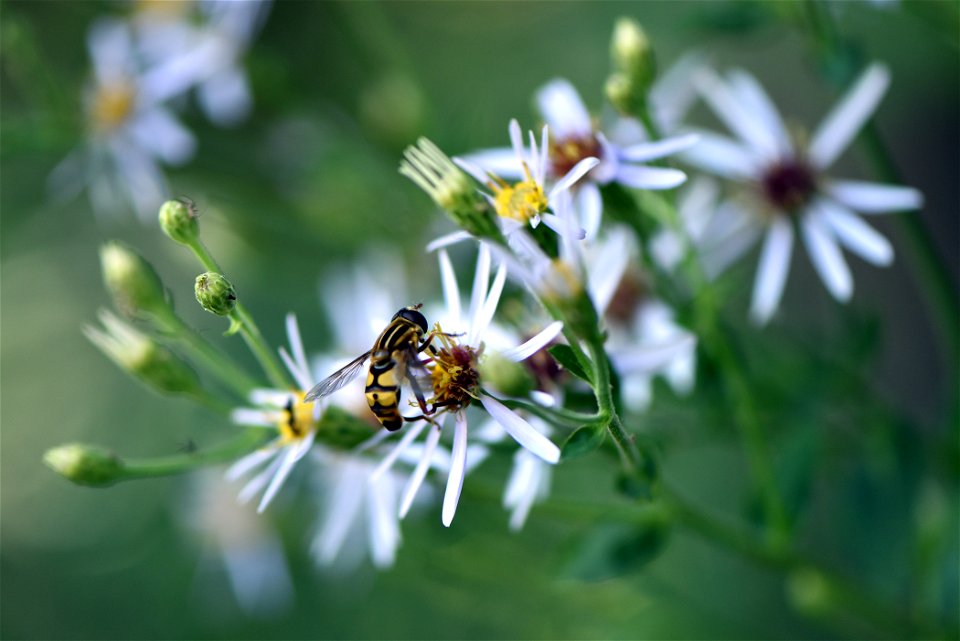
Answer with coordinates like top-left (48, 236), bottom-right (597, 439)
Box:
top-left (561, 424), bottom-right (605, 461)
top-left (548, 344), bottom-right (591, 382)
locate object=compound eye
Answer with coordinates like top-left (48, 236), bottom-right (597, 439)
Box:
top-left (400, 309), bottom-right (428, 333)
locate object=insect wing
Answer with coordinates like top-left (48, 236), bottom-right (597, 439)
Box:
top-left (304, 351), bottom-right (371, 402)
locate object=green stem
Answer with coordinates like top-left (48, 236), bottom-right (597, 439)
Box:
top-left (496, 396), bottom-right (600, 429)
top-left (185, 237), bottom-right (225, 274)
top-left (120, 428), bottom-right (270, 480)
top-left (155, 310), bottom-right (261, 400)
top-left (229, 305), bottom-right (292, 390)
top-left (585, 335), bottom-right (645, 474)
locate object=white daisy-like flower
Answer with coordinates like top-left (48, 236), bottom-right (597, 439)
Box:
top-left (373, 243), bottom-right (564, 527)
top-left (463, 79), bottom-right (697, 240)
top-left (452, 119), bottom-right (599, 242)
top-left (583, 225), bottom-right (698, 412)
top-left (681, 63), bottom-right (924, 324)
top-left (48, 18), bottom-right (197, 222)
top-left (226, 313), bottom-right (320, 513)
top-left (180, 470), bottom-right (293, 618)
top-left (133, 0), bottom-right (271, 126)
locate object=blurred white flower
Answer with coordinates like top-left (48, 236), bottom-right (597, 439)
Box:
top-left (585, 226), bottom-right (698, 412)
top-left (48, 18), bottom-right (196, 221)
top-left (227, 313), bottom-right (319, 513)
top-left (181, 470), bottom-right (293, 618)
top-left (682, 63), bottom-right (923, 324)
top-left (133, 0), bottom-right (271, 126)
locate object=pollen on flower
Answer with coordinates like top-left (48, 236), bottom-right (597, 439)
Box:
top-left (489, 164), bottom-right (548, 223)
top-left (550, 134), bottom-right (602, 178)
top-left (426, 325), bottom-right (482, 413)
top-left (278, 391), bottom-right (318, 442)
top-left (91, 83), bottom-right (136, 131)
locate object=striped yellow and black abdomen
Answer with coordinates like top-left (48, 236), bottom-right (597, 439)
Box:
top-left (365, 356), bottom-right (403, 431)
top-left (363, 316), bottom-right (425, 431)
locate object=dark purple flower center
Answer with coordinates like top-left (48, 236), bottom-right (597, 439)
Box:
top-left (762, 160), bottom-right (817, 212)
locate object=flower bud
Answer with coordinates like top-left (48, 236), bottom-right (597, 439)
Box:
top-left (85, 309), bottom-right (203, 396)
top-left (195, 272), bottom-right (237, 316)
top-left (479, 353), bottom-right (535, 398)
top-left (159, 198), bottom-right (199, 245)
top-left (100, 241), bottom-right (169, 318)
top-left (400, 138), bottom-right (501, 240)
top-left (44, 443), bottom-right (125, 487)
top-left (607, 18), bottom-right (656, 114)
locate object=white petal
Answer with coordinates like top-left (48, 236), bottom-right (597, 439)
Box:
top-left (230, 408), bottom-right (275, 428)
top-left (438, 249), bottom-right (461, 328)
top-left (576, 182), bottom-right (603, 241)
top-left (469, 260), bottom-right (507, 345)
top-left (257, 445), bottom-right (302, 513)
top-left (750, 218), bottom-right (794, 325)
top-left (399, 422), bottom-right (442, 518)
top-left (540, 213), bottom-right (585, 240)
top-left (611, 334), bottom-right (696, 374)
top-left (587, 229), bottom-right (633, 315)
top-left (278, 347), bottom-right (313, 392)
top-left (509, 119), bottom-right (526, 167)
top-left (801, 209), bottom-right (853, 302)
top-left (198, 66), bottom-right (252, 127)
top-left (536, 79), bottom-right (592, 139)
top-left (284, 313), bottom-right (310, 381)
top-left (480, 396), bottom-right (560, 464)
top-left (824, 180), bottom-right (923, 213)
top-left (619, 133), bottom-right (700, 162)
top-left (649, 51), bottom-right (707, 132)
top-left (426, 230), bottom-right (473, 252)
top-left (548, 157), bottom-right (600, 200)
top-left (128, 108), bottom-right (197, 166)
top-left (808, 64), bottom-right (890, 169)
top-left (677, 176), bottom-right (721, 240)
top-left (500, 321), bottom-right (564, 362)
top-left (225, 446), bottom-right (275, 481)
top-left (679, 130), bottom-right (758, 180)
top-left (461, 148), bottom-right (523, 179)
top-left (313, 464), bottom-right (364, 564)
top-left (467, 243), bottom-right (491, 336)
top-left (367, 475), bottom-right (400, 568)
top-left (441, 413), bottom-right (469, 527)
top-left (615, 165), bottom-right (687, 190)
top-left (370, 421), bottom-right (427, 482)
top-left (504, 451), bottom-right (538, 507)
top-left (452, 156), bottom-right (490, 184)
top-left (819, 199), bottom-right (894, 266)
top-left (530, 390), bottom-right (557, 407)
top-left (727, 69), bottom-right (792, 156)
top-left (695, 68), bottom-right (780, 160)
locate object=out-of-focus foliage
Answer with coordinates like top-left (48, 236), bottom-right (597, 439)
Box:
top-left (2, 2), bottom-right (957, 640)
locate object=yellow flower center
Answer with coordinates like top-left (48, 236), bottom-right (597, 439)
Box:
top-left (92, 83), bottom-right (136, 131)
top-left (278, 391), bottom-right (318, 443)
top-left (427, 324), bottom-right (481, 413)
top-left (489, 163), bottom-right (548, 223)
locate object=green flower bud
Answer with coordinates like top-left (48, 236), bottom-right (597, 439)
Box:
top-left (159, 198), bottom-right (199, 245)
top-left (607, 18), bottom-right (656, 114)
top-left (44, 443), bottom-right (125, 487)
top-left (100, 241), bottom-right (169, 318)
top-left (84, 309), bottom-right (203, 396)
top-left (400, 138), bottom-right (501, 240)
top-left (480, 353), bottom-right (535, 398)
top-left (195, 272), bottom-right (237, 316)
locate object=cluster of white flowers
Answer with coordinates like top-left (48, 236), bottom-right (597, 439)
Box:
top-left (210, 42), bottom-right (922, 587)
top-left (48, 0), bottom-right (269, 222)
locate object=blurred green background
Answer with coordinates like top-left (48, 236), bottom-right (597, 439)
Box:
top-left (2, 1), bottom-right (958, 639)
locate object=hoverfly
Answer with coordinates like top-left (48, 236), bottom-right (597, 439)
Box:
top-left (305, 305), bottom-right (438, 431)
